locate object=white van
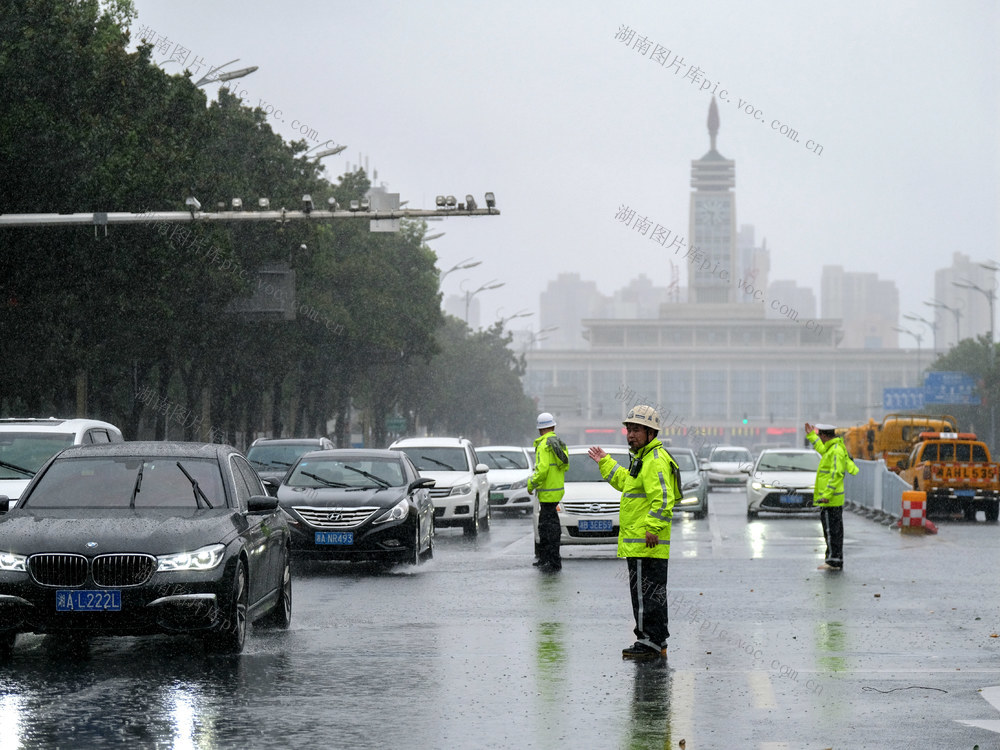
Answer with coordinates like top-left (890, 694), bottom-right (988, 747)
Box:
top-left (0, 418), bottom-right (124, 505)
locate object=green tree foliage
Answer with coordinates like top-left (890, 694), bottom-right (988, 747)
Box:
top-left (925, 335), bottom-right (999, 452)
top-left (0, 1), bottom-right (531, 449)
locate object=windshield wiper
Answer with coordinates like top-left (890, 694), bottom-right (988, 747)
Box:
top-left (301, 471), bottom-right (350, 488)
top-left (0, 459), bottom-right (35, 478)
top-left (342, 465), bottom-right (390, 488)
top-left (420, 456), bottom-right (456, 471)
top-left (130, 461), bottom-right (145, 509)
top-left (176, 462), bottom-right (214, 509)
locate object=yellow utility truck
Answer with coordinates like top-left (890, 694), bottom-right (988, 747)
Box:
top-left (897, 432), bottom-right (1000, 521)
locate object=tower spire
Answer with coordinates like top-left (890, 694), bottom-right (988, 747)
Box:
top-left (707, 96), bottom-right (719, 152)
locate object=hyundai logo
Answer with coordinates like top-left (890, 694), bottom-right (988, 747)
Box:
top-left (327, 512), bottom-right (342, 522)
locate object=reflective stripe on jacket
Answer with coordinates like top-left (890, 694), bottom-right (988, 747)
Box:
top-left (807, 434), bottom-right (859, 507)
top-left (598, 438), bottom-right (679, 559)
top-left (528, 432), bottom-right (569, 503)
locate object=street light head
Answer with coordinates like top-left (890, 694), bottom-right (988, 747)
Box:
top-left (258, 197), bottom-right (270, 209)
top-left (484, 192), bottom-right (496, 209)
top-left (445, 195), bottom-right (457, 208)
top-left (359, 197), bottom-right (370, 211)
top-left (216, 201), bottom-right (226, 211)
top-left (435, 195), bottom-right (446, 207)
top-left (302, 194), bottom-right (313, 214)
top-left (231, 197), bottom-right (243, 211)
top-left (465, 194), bottom-right (478, 210)
top-left (349, 199), bottom-right (360, 211)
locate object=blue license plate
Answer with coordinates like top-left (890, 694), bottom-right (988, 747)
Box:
top-left (57, 590), bottom-right (121, 612)
top-left (315, 531), bottom-right (354, 545)
top-left (780, 494), bottom-right (805, 505)
top-left (578, 519), bottom-right (613, 532)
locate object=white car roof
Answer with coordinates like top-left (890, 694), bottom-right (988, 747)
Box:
top-left (390, 437), bottom-right (471, 448)
top-left (0, 418), bottom-right (121, 436)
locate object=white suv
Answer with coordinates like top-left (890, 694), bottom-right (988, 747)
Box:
top-left (0, 418), bottom-right (124, 506)
top-left (389, 437), bottom-right (491, 536)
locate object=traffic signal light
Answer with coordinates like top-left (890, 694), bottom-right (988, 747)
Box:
top-left (742, 413), bottom-right (748, 425)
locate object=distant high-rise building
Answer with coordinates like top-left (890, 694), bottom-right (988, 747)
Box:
top-left (689, 97), bottom-right (737, 304)
top-left (539, 272), bottom-right (607, 350)
top-left (821, 265), bottom-right (899, 349)
top-left (932, 252), bottom-right (996, 349)
top-left (766, 280), bottom-right (817, 322)
top-left (737, 225), bottom-right (769, 303)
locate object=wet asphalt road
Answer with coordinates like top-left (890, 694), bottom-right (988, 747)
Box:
top-left (2, 490), bottom-right (1000, 749)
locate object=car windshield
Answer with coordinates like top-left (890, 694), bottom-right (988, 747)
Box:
top-left (246, 443), bottom-right (319, 470)
top-left (565, 452), bottom-right (629, 482)
top-left (0, 432), bottom-right (76, 478)
top-left (712, 450), bottom-right (751, 463)
top-left (478, 450), bottom-right (529, 470)
top-left (395, 447), bottom-right (469, 472)
top-left (287, 457), bottom-right (405, 489)
top-left (671, 452), bottom-right (697, 471)
top-left (756, 452), bottom-right (820, 471)
top-left (22, 456), bottom-right (227, 509)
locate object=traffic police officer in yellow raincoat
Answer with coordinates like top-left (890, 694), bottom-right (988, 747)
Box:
top-left (805, 422), bottom-right (859, 570)
top-left (589, 405), bottom-right (680, 659)
top-left (528, 412), bottom-right (569, 571)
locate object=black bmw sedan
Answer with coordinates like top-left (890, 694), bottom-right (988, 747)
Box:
top-left (276, 449), bottom-right (435, 565)
top-left (0, 442), bottom-right (292, 656)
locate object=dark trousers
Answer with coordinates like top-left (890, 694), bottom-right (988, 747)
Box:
top-left (626, 556), bottom-right (669, 648)
top-left (537, 502), bottom-right (562, 568)
top-left (820, 506), bottom-right (844, 568)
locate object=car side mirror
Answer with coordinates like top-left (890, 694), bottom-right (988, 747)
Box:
top-left (474, 463), bottom-right (489, 474)
top-left (248, 495), bottom-right (279, 513)
top-left (0, 496), bottom-right (9, 514)
top-left (409, 477), bottom-right (435, 491)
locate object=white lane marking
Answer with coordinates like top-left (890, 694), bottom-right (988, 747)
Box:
top-left (671, 670), bottom-right (695, 741)
top-left (748, 671), bottom-right (777, 709)
top-left (956, 685), bottom-right (1000, 733)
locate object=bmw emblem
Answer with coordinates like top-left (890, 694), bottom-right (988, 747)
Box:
top-left (86, 541), bottom-right (98, 548)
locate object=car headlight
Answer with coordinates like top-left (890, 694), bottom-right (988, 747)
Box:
top-left (0, 552), bottom-right (26, 572)
top-left (509, 478), bottom-right (528, 490)
top-left (450, 483), bottom-right (472, 496)
top-left (157, 544), bottom-right (226, 572)
top-left (678, 497), bottom-right (700, 505)
top-left (373, 498), bottom-right (410, 525)
top-left (751, 481), bottom-right (763, 490)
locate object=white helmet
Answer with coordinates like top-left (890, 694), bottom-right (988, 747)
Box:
top-left (536, 412), bottom-right (556, 429)
top-left (623, 405), bottom-right (660, 432)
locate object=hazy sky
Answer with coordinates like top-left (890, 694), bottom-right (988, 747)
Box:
top-left (128, 0), bottom-right (999, 335)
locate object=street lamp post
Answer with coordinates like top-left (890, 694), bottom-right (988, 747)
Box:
top-left (496, 308), bottom-right (533, 330)
top-left (461, 279), bottom-right (505, 325)
top-left (893, 326), bottom-right (924, 384)
top-left (903, 312), bottom-right (938, 352)
top-left (924, 298), bottom-right (962, 346)
top-left (524, 326), bottom-right (559, 351)
top-left (952, 277), bottom-right (996, 347)
top-left (953, 264), bottom-right (998, 450)
top-left (439, 257), bottom-right (481, 285)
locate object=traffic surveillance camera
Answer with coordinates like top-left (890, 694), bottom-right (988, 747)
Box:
top-left (185, 196), bottom-right (201, 212)
top-left (231, 197), bottom-right (243, 210)
top-left (465, 194), bottom-right (477, 210)
top-left (258, 198), bottom-right (270, 209)
top-left (359, 198), bottom-right (370, 211)
top-left (302, 194), bottom-right (313, 214)
top-left (435, 195), bottom-right (446, 207)
top-left (349, 200), bottom-right (360, 211)
top-left (445, 195), bottom-right (457, 208)
top-left (299, 244), bottom-right (307, 251)
top-left (327, 197), bottom-right (338, 211)
top-left (485, 192), bottom-right (496, 209)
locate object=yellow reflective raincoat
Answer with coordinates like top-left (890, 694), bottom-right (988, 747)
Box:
top-left (527, 432), bottom-right (569, 504)
top-left (807, 434), bottom-right (859, 507)
top-left (599, 439), bottom-right (680, 559)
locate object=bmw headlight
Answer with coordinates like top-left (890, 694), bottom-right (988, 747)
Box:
top-left (373, 498), bottom-right (410, 525)
top-left (157, 544), bottom-right (225, 572)
top-left (509, 477), bottom-right (528, 490)
top-left (0, 552), bottom-right (26, 572)
top-left (450, 483), bottom-right (472, 496)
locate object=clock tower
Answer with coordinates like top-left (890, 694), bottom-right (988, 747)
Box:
top-left (689, 97), bottom-right (736, 303)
